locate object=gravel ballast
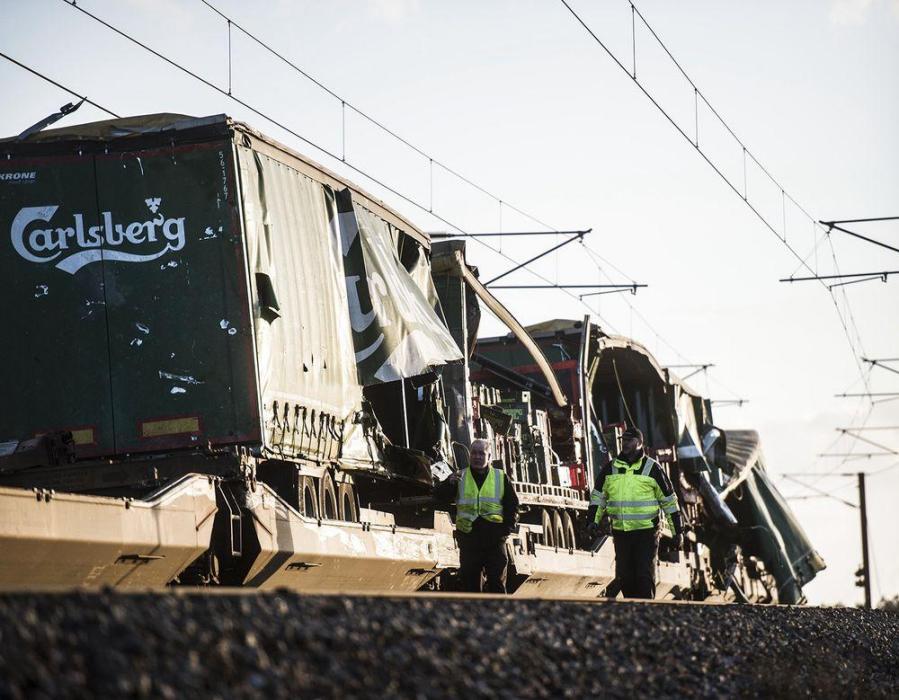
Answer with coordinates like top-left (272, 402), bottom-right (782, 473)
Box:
top-left (0, 592), bottom-right (896, 699)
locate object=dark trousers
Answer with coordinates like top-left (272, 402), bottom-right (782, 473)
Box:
top-left (457, 532), bottom-right (508, 593)
top-left (613, 528), bottom-right (658, 599)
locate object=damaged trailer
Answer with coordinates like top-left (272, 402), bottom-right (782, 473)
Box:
top-left (0, 113), bottom-right (462, 590)
top-left (0, 113), bottom-right (823, 600)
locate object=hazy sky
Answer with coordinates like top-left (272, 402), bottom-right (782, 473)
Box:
top-left (1, 0), bottom-right (897, 604)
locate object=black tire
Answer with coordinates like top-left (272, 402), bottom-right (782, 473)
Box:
top-left (319, 470), bottom-right (339, 521)
top-left (561, 510), bottom-right (577, 550)
top-left (338, 481), bottom-right (359, 523)
top-left (552, 511), bottom-right (566, 549)
top-left (541, 509), bottom-right (555, 547)
top-left (298, 475), bottom-right (319, 519)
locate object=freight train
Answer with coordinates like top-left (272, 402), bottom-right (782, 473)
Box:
top-left (0, 114), bottom-right (824, 601)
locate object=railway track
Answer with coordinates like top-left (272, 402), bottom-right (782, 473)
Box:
top-left (1, 590), bottom-right (896, 698)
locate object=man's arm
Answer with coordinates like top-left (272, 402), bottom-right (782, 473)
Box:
top-left (586, 463), bottom-right (613, 525)
top-left (502, 473), bottom-right (519, 533)
top-left (433, 472), bottom-right (460, 505)
top-left (649, 463), bottom-right (683, 534)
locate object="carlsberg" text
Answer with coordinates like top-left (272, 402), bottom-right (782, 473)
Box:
top-left (10, 204), bottom-right (186, 274)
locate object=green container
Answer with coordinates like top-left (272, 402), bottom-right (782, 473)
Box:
top-left (1, 119), bottom-right (257, 457)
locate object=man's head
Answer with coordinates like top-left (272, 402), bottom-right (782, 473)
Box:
top-left (469, 439), bottom-right (491, 471)
top-left (620, 427), bottom-right (644, 457)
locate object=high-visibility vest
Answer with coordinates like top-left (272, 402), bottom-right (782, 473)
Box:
top-left (592, 457), bottom-right (679, 532)
top-left (455, 467), bottom-right (505, 533)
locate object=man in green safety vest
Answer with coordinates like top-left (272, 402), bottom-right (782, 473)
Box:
top-left (586, 427), bottom-right (684, 599)
top-left (435, 438), bottom-right (519, 593)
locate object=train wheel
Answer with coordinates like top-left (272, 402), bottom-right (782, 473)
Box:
top-left (552, 511), bottom-right (566, 549)
top-left (338, 481), bottom-right (359, 522)
top-left (561, 511), bottom-right (577, 550)
top-left (319, 470), bottom-right (339, 520)
top-left (298, 475), bottom-right (319, 519)
top-left (541, 509), bottom-right (555, 547)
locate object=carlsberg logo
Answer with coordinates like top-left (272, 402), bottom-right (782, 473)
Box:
top-left (10, 198), bottom-right (185, 274)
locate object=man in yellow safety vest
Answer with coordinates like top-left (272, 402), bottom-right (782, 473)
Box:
top-left (586, 427), bottom-right (683, 599)
top-left (436, 438), bottom-right (519, 593)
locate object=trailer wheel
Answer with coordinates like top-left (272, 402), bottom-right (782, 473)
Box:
top-left (298, 476), bottom-right (319, 519)
top-left (552, 511), bottom-right (566, 549)
top-left (541, 509), bottom-right (555, 547)
top-left (339, 481), bottom-right (359, 522)
top-left (319, 470), bottom-right (339, 520)
top-left (561, 511), bottom-right (577, 550)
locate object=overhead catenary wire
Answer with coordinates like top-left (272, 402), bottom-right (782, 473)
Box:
top-left (782, 475), bottom-right (857, 509)
top-left (612, 358), bottom-right (637, 428)
top-left (558, 0), bottom-right (873, 402)
top-left (819, 220), bottom-right (899, 255)
top-left (190, 0), bottom-right (731, 377)
top-left (198, 0), bottom-right (561, 235)
top-left (0, 51), bottom-right (120, 119)
top-left (559, 1), bottom-right (826, 280)
top-left (46, 0), bottom-right (742, 385)
top-left (592, 0), bottom-right (890, 482)
top-left (46, 0), bottom-right (632, 332)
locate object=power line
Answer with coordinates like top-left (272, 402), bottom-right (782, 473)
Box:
top-left (823, 232), bottom-right (871, 393)
top-left (861, 358), bottom-right (899, 378)
top-left (51, 0), bottom-right (745, 390)
top-left (198, 0), bottom-right (562, 236)
top-left (429, 230), bottom-right (588, 238)
top-left (485, 231), bottom-right (589, 285)
top-left (0, 51), bottom-right (120, 118)
top-left (196, 0), bottom-right (741, 387)
top-left (491, 284), bottom-right (646, 290)
top-left (780, 271), bottom-right (899, 283)
top-left (820, 221), bottom-right (899, 255)
top-left (560, 0), bottom-right (825, 281)
top-left (824, 217), bottom-right (899, 225)
top-left (50, 0), bottom-right (630, 331)
top-left (558, 0), bottom-right (872, 402)
top-left (782, 475), bottom-right (857, 509)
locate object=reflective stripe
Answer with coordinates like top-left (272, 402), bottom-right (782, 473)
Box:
top-left (610, 512), bottom-right (658, 521)
top-left (702, 428), bottom-right (721, 453)
top-left (662, 503), bottom-right (679, 514)
top-left (659, 493), bottom-right (676, 504)
top-left (641, 458), bottom-right (657, 476)
top-left (608, 500), bottom-right (658, 507)
top-left (677, 444), bottom-right (702, 459)
top-left (589, 489), bottom-right (605, 506)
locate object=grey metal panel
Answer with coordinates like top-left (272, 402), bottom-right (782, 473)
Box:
top-left (0, 474), bottom-right (217, 589)
top-left (240, 484), bottom-right (457, 592)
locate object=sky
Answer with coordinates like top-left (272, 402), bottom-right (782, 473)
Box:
top-left (1, 0), bottom-right (897, 605)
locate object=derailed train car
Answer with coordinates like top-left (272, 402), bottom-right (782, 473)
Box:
top-left (0, 114), bottom-right (823, 600)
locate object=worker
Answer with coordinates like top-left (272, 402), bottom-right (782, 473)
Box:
top-left (586, 427), bottom-right (683, 599)
top-left (435, 438), bottom-right (519, 593)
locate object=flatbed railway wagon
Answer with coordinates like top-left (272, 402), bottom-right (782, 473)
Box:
top-left (443, 291), bottom-right (826, 604)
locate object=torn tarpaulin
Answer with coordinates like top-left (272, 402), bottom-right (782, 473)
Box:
top-left (333, 188), bottom-right (461, 385)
